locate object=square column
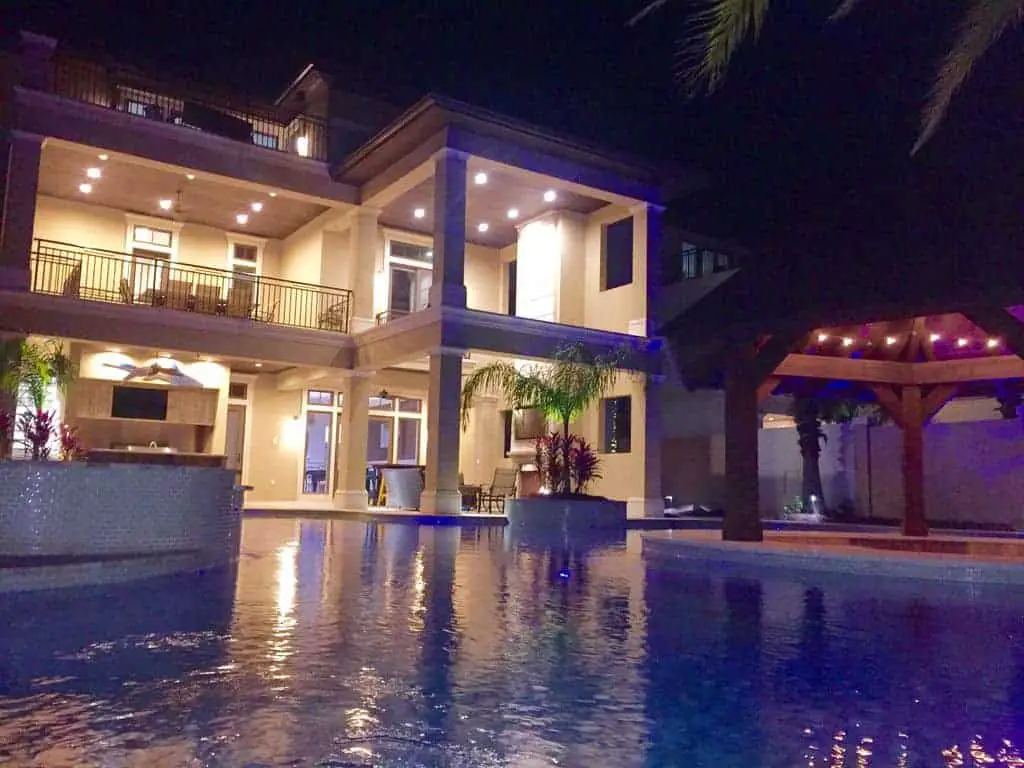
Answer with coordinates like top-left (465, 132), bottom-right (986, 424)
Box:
top-left (348, 208), bottom-right (380, 331)
top-left (627, 378), bottom-right (665, 518)
top-left (722, 355), bottom-right (763, 541)
top-left (421, 350), bottom-right (463, 515)
top-left (333, 375), bottom-right (372, 510)
top-left (900, 385), bottom-right (927, 537)
top-left (1, 132), bottom-right (43, 291)
top-left (429, 149), bottom-right (468, 309)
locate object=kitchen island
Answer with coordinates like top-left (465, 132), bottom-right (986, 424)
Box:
top-left (0, 451), bottom-right (240, 592)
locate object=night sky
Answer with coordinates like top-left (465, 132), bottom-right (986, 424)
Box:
top-left (11, 1), bottom-right (1024, 263)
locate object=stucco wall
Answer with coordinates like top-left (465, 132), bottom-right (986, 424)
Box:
top-left (280, 224), bottom-right (323, 285)
top-left (583, 204), bottom-right (646, 336)
top-left (245, 379), bottom-right (303, 502)
top-left (465, 243), bottom-right (501, 314)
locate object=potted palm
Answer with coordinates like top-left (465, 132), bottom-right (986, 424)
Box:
top-left (460, 342), bottom-right (636, 531)
top-left (0, 338), bottom-right (78, 461)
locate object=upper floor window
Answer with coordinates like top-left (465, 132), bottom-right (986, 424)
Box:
top-left (226, 236), bottom-right (264, 283)
top-left (601, 216), bottom-right (634, 291)
top-left (600, 396), bottom-right (632, 454)
top-left (386, 238), bottom-right (433, 317)
top-left (677, 243), bottom-right (735, 280)
top-left (367, 395), bottom-right (425, 465)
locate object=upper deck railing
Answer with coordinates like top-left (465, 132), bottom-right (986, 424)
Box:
top-left (48, 55), bottom-right (328, 162)
top-left (31, 239), bottom-right (352, 334)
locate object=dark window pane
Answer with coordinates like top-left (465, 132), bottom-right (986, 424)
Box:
top-left (601, 217), bottom-right (633, 291)
top-left (398, 398), bottom-right (422, 413)
top-left (303, 411), bottom-right (333, 494)
top-left (502, 410), bottom-right (513, 457)
top-left (367, 417), bottom-right (392, 463)
top-left (396, 419), bottom-right (420, 464)
top-left (390, 241), bottom-right (433, 263)
top-left (507, 260), bottom-right (517, 315)
top-left (681, 244), bottom-right (698, 279)
top-left (601, 396), bottom-right (632, 453)
top-left (307, 390), bottom-right (334, 406)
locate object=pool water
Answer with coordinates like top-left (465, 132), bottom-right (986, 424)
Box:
top-left (1, 518), bottom-right (1023, 767)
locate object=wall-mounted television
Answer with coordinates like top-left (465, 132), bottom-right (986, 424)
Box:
top-left (513, 407), bottom-right (547, 440)
top-left (111, 386), bottom-right (168, 421)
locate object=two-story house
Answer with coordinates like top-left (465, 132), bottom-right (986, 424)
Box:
top-left (0, 31), bottom-right (671, 516)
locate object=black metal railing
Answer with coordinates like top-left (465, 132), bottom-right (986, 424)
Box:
top-left (375, 309), bottom-right (412, 326)
top-left (50, 56), bottom-right (328, 162)
top-left (31, 239), bottom-right (352, 334)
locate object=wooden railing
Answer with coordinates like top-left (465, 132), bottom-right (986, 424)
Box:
top-left (31, 239), bottom-right (352, 334)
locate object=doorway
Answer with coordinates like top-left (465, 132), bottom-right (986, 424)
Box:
top-left (226, 403), bottom-right (246, 482)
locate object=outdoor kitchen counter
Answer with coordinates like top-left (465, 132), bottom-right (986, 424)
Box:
top-left (85, 449), bottom-right (227, 468)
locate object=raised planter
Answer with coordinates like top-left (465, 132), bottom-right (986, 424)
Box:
top-left (0, 461), bottom-right (240, 591)
top-left (506, 496), bottom-right (627, 547)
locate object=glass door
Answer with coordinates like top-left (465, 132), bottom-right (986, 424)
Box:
top-left (302, 411), bottom-right (333, 495)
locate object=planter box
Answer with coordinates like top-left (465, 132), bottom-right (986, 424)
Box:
top-left (506, 496), bottom-right (627, 532)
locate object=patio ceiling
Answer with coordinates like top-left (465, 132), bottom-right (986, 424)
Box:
top-left (38, 140), bottom-right (331, 240)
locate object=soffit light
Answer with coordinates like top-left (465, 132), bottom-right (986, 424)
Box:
top-left (251, 202), bottom-right (264, 213)
top-left (987, 338), bottom-right (1001, 349)
top-left (185, 173), bottom-right (196, 181)
top-left (236, 213), bottom-right (249, 225)
top-left (929, 333), bottom-right (941, 342)
top-left (98, 153), bottom-right (109, 161)
top-left (885, 336), bottom-right (897, 346)
top-left (158, 199), bottom-right (173, 211)
top-left (956, 337), bottom-right (969, 348)
top-left (86, 167), bottom-right (102, 179)
top-left (477, 222), bottom-right (490, 233)
top-left (413, 207), bottom-right (426, 219)
top-left (816, 333), bottom-right (828, 343)
top-left (78, 183), bottom-right (92, 194)
top-left (507, 208), bottom-right (519, 220)
top-left (474, 172), bottom-right (488, 185)
top-left (543, 190), bottom-right (557, 203)
top-left (254, 362), bottom-right (263, 368)
top-left (841, 337), bottom-right (854, 347)
top-left (268, 191), bottom-right (278, 197)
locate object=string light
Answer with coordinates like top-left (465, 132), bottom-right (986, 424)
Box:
top-left (817, 333), bottom-right (829, 343)
top-left (885, 336), bottom-right (897, 346)
top-left (987, 338), bottom-right (1000, 349)
top-left (841, 337), bottom-right (854, 347)
top-left (929, 333), bottom-right (941, 343)
top-left (956, 337), bottom-right (969, 348)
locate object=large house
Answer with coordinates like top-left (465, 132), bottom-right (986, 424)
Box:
top-left (0, 31), bottom-right (672, 516)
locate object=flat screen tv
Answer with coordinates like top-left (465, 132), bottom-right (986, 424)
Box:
top-left (513, 407), bottom-right (547, 440)
top-left (111, 386), bottom-right (168, 421)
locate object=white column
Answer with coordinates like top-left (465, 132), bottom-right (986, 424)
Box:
top-left (348, 207), bottom-right (380, 331)
top-left (333, 374), bottom-right (371, 510)
top-left (421, 350), bottom-right (463, 514)
top-left (627, 378), bottom-right (665, 519)
top-left (0, 132), bottom-right (43, 291)
top-left (429, 149), bottom-right (467, 309)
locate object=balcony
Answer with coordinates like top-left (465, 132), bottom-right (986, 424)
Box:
top-left (49, 56), bottom-right (328, 162)
top-left (31, 239), bottom-right (352, 334)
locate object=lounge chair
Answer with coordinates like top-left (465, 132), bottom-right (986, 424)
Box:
top-left (478, 467), bottom-right (518, 515)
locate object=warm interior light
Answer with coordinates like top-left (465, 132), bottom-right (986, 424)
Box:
top-left (98, 153), bottom-right (109, 161)
top-left (956, 337), bottom-right (969, 348)
top-left (885, 336), bottom-right (897, 346)
top-left (254, 362), bottom-right (263, 368)
top-left (816, 333), bottom-right (828, 343)
top-left (236, 213), bottom-right (249, 225)
top-left (929, 333), bottom-right (941, 343)
top-left (268, 191), bottom-right (277, 197)
top-left (477, 222), bottom-right (490, 233)
top-left (295, 135), bottom-right (310, 157)
top-left (185, 173), bottom-right (195, 181)
top-left (86, 167), bottom-right (102, 179)
top-left (78, 183), bottom-right (92, 194)
top-left (841, 337), bottom-right (854, 347)
top-left (543, 190), bottom-right (557, 203)
top-left (474, 172), bottom-right (488, 185)
top-left (507, 208), bottom-right (520, 220)
top-left (413, 207), bottom-right (426, 219)
top-left (158, 199), bottom-right (173, 211)
top-left (987, 338), bottom-right (1000, 349)
top-left (426, 250), bottom-right (433, 258)
top-left (251, 202), bottom-right (264, 213)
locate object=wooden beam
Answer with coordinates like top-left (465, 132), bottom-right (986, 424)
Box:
top-left (922, 384), bottom-right (958, 423)
top-left (911, 355), bottom-right (1024, 384)
top-left (774, 354), bottom-right (912, 384)
top-left (753, 332), bottom-right (809, 384)
top-left (900, 385), bottom-right (928, 537)
top-left (905, 317), bottom-right (925, 362)
top-left (756, 376), bottom-right (780, 403)
top-left (868, 384), bottom-right (906, 430)
top-left (963, 308), bottom-right (1024, 360)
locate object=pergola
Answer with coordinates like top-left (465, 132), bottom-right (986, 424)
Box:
top-left (662, 273), bottom-right (1024, 541)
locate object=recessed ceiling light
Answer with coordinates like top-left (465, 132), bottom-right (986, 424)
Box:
top-left (185, 173), bottom-right (195, 181)
top-left (86, 167), bottom-right (102, 179)
top-left (158, 199), bottom-right (173, 211)
top-left (885, 336), bottom-right (897, 346)
top-left (816, 333), bottom-right (828, 343)
top-left (254, 362), bottom-right (263, 368)
top-left (78, 183), bottom-right (92, 194)
top-left (956, 337), bottom-right (969, 348)
top-left (98, 153), bottom-right (109, 161)
top-left (268, 191), bottom-right (277, 197)
top-left (841, 337), bottom-right (854, 347)
top-left (929, 333), bottom-right (941, 343)
top-left (251, 202), bottom-right (264, 213)
top-left (477, 222), bottom-right (489, 233)
top-left (413, 207), bottom-right (426, 219)
top-left (543, 190), bottom-right (557, 203)
top-left (474, 172), bottom-right (488, 185)
top-left (987, 338), bottom-right (1000, 349)
top-left (236, 213), bottom-right (249, 225)
top-left (507, 208), bottom-right (519, 220)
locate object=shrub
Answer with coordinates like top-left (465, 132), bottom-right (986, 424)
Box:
top-left (535, 432), bottom-right (603, 496)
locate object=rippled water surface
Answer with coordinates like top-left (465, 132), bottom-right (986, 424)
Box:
top-left (2, 519), bottom-right (1024, 767)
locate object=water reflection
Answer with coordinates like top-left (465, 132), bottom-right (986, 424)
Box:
top-left (2, 520), bottom-right (1024, 766)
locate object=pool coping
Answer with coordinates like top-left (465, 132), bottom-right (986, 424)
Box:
top-left (642, 530), bottom-right (1024, 585)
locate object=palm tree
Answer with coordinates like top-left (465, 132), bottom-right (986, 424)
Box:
top-left (0, 338), bottom-right (78, 459)
top-left (628, 0), bottom-right (1023, 152)
top-left (789, 395), bottom-right (862, 511)
top-left (460, 343), bottom-right (631, 495)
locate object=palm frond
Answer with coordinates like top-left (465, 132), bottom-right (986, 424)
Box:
top-left (460, 361), bottom-right (547, 429)
top-left (680, 0), bottom-right (772, 95)
top-left (828, 0), bottom-right (867, 22)
top-left (913, 0), bottom-right (1024, 154)
top-left (627, 0), bottom-right (673, 27)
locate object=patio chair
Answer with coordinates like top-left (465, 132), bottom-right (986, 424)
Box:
top-left (193, 283), bottom-right (220, 315)
top-left (255, 299), bottom-right (278, 324)
top-left (165, 278), bottom-right (193, 311)
top-left (478, 467), bottom-right (518, 515)
top-left (119, 277), bottom-right (134, 305)
top-left (61, 262), bottom-right (82, 298)
top-left (225, 281), bottom-right (254, 319)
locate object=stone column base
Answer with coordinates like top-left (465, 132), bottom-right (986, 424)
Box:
top-left (627, 497), bottom-right (665, 519)
top-left (420, 490), bottom-right (462, 515)
top-left (332, 490), bottom-right (368, 512)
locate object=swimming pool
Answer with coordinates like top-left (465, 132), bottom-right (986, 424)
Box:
top-left (1, 517), bottom-right (1022, 766)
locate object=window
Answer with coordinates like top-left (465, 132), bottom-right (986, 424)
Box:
top-left (253, 130), bottom-right (279, 150)
top-left (502, 410), bottom-right (513, 457)
top-left (126, 215), bottom-right (180, 299)
top-left (386, 238), bottom-right (433, 317)
top-left (133, 225), bottom-right (173, 248)
top-left (228, 382), bottom-right (249, 400)
top-left (390, 241), bottom-right (433, 263)
top-left (368, 395), bottom-right (425, 465)
top-left (680, 244), bottom-right (699, 279)
top-left (601, 216), bottom-right (634, 291)
top-left (307, 390), bottom-right (335, 407)
top-left (302, 389), bottom-right (343, 495)
top-left (506, 260), bottom-right (517, 316)
top-left (600, 396), bottom-right (632, 454)
top-left (227, 238), bottom-right (263, 280)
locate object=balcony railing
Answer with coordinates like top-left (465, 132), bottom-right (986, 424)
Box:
top-left (375, 309), bottom-right (412, 326)
top-left (50, 56), bottom-right (328, 162)
top-left (31, 239), bottom-right (352, 334)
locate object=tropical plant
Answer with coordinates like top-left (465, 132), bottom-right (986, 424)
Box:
top-left (462, 343), bottom-right (633, 495)
top-left (628, 0), bottom-right (1024, 152)
top-left (535, 432), bottom-right (604, 496)
top-left (18, 409), bottom-right (55, 461)
top-left (789, 395), bottom-right (863, 511)
top-left (0, 338), bottom-right (78, 460)
top-left (569, 436), bottom-right (602, 494)
top-left (59, 423), bottom-right (84, 462)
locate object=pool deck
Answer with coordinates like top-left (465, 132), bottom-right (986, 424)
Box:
top-left (643, 528), bottom-right (1024, 584)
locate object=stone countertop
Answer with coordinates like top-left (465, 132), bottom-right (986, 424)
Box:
top-left (85, 450), bottom-right (227, 468)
